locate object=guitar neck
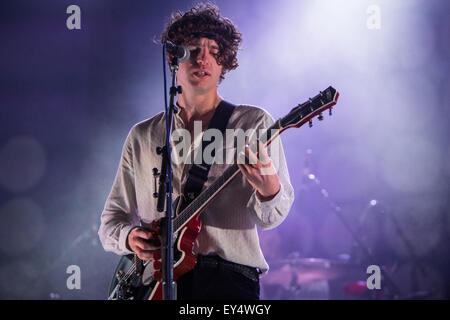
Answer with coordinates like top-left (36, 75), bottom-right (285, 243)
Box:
top-left (173, 86), bottom-right (339, 232)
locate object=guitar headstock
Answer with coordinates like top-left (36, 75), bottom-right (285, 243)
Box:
top-left (279, 86), bottom-right (339, 130)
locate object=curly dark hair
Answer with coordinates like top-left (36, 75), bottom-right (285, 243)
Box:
top-left (161, 2), bottom-right (242, 82)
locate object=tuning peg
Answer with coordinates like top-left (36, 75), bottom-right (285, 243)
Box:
top-left (309, 120), bottom-right (313, 127)
top-left (318, 113), bottom-right (323, 121)
top-left (329, 107), bottom-right (333, 116)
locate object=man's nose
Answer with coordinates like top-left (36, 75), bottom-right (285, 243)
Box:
top-left (196, 48), bottom-right (208, 65)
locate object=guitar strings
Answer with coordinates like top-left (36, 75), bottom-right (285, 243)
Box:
top-left (118, 259), bottom-right (151, 285)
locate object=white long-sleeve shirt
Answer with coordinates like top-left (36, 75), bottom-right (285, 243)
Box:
top-left (98, 104), bottom-right (294, 273)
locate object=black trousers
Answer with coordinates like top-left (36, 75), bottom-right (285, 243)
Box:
top-left (176, 255), bottom-right (260, 300)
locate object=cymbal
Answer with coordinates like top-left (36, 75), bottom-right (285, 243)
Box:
top-left (263, 258), bottom-right (362, 287)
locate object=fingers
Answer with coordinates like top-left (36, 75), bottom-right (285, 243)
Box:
top-left (135, 248), bottom-right (162, 261)
top-left (128, 227), bottom-right (161, 261)
top-left (133, 228), bottom-right (152, 240)
top-left (237, 163), bottom-right (251, 180)
top-left (256, 141), bottom-right (272, 167)
top-left (245, 145), bottom-right (260, 168)
top-left (238, 145), bottom-right (258, 170)
top-left (132, 229), bottom-right (160, 247)
top-left (237, 140), bottom-right (280, 200)
top-left (135, 237), bottom-right (160, 251)
top-left (135, 249), bottom-right (157, 261)
top-left (238, 142), bottom-right (272, 171)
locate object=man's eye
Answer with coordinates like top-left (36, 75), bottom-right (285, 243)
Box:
top-left (189, 47), bottom-right (200, 55)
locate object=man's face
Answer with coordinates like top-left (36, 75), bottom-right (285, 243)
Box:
top-left (176, 37), bottom-right (223, 95)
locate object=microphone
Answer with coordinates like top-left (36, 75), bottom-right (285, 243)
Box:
top-left (165, 41), bottom-right (190, 63)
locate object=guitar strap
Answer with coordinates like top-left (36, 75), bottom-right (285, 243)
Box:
top-left (182, 100), bottom-right (235, 204)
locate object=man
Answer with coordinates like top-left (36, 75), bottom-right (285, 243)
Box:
top-left (98, 3), bottom-right (294, 300)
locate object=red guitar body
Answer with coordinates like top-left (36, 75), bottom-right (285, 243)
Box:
top-left (147, 195), bottom-right (203, 300)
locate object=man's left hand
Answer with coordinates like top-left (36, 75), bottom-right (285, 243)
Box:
top-left (237, 141), bottom-right (280, 202)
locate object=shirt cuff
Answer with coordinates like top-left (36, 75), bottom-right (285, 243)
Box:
top-left (247, 182), bottom-right (286, 228)
top-left (119, 224), bottom-right (137, 255)
top-left (255, 182), bottom-right (284, 209)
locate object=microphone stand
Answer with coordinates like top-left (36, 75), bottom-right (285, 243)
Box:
top-left (156, 49), bottom-right (181, 300)
top-left (302, 169), bottom-right (403, 299)
top-left (384, 208), bottom-right (432, 298)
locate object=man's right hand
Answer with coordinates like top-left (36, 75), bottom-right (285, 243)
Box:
top-left (126, 227), bottom-right (161, 261)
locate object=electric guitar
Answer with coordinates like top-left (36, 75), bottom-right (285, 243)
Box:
top-left (107, 86), bottom-right (340, 300)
